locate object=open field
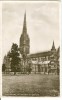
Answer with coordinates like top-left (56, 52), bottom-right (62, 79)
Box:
top-left (2, 74), bottom-right (60, 96)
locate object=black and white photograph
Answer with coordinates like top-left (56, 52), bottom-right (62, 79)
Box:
top-left (2, 1), bottom-right (60, 97)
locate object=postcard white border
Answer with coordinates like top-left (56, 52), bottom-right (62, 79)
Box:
top-left (1, 0), bottom-right (62, 100)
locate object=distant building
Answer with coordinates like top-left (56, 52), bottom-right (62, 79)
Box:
top-left (3, 12), bottom-right (60, 74)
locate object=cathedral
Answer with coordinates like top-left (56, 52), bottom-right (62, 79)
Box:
top-left (3, 12), bottom-right (60, 74)
top-left (19, 12), bottom-right (59, 74)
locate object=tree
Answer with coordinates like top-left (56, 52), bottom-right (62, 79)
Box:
top-left (9, 43), bottom-right (21, 75)
top-left (2, 63), bottom-right (6, 72)
top-left (2, 55), bottom-right (7, 73)
top-left (7, 51), bottom-right (11, 58)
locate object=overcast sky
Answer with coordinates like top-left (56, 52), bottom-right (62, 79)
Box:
top-left (2, 1), bottom-right (60, 58)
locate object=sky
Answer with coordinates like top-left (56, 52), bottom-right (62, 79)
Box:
top-left (2, 1), bottom-right (60, 58)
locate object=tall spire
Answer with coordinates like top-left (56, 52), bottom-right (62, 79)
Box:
top-left (52, 41), bottom-right (55, 49)
top-left (22, 11), bottom-right (27, 34)
top-left (20, 11), bottom-right (30, 55)
top-left (51, 40), bottom-right (56, 51)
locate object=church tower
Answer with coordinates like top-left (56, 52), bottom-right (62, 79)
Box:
top-left (19, 12), bottom-right (30, 59)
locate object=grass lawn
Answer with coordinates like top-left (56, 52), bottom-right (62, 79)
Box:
top-left (2, 74), bottom-right (60, 96)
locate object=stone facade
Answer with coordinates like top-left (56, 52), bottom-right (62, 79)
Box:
top-left (29, 47), bottom-right (60, 74)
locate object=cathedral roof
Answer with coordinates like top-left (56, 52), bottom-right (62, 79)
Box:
top-left (30, 51), bottom-right (51, 58)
